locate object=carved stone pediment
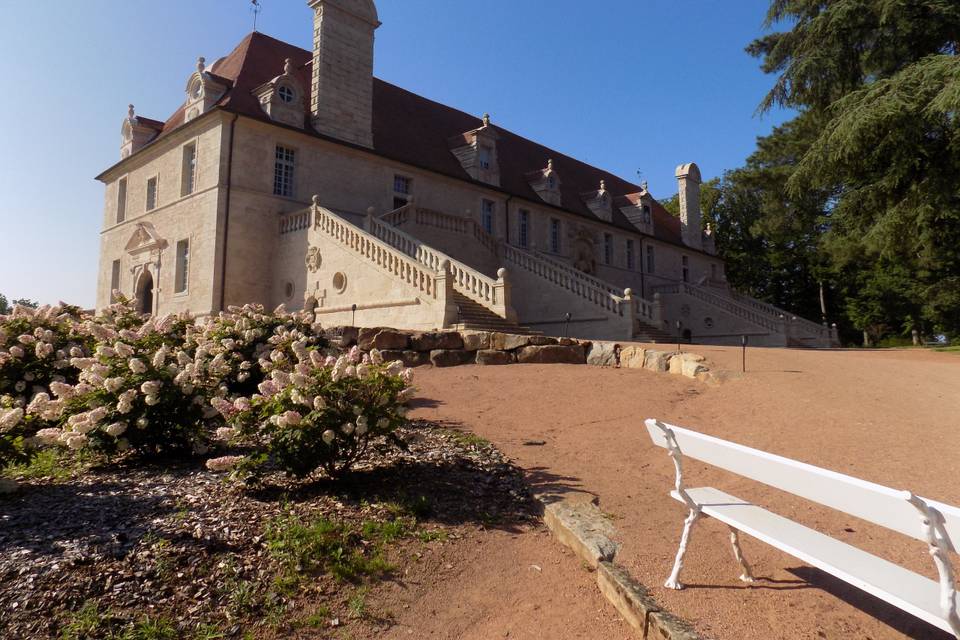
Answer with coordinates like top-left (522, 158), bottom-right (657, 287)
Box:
top-left (125, 222), bottom-right (167, 255)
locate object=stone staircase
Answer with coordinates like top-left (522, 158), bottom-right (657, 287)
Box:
top-left (448, 292), bottom-right (539, 335)
top-left (633, 321), bottom-right (674, 344)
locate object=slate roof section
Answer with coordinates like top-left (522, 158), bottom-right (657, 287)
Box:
top-left (115, 31), bottom-right (687, 248)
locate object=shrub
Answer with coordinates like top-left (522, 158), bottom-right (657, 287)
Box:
top-left (186, 304), bottom-right (328, 398)
top-left (34, 315), bottom-right (213, 457)
top-left (213, 347), bottom-right (413, 479)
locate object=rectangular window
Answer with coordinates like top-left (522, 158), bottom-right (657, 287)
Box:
top-left (646, 245), bottom-right (655, 274)
top-left (518, 209), bottom-right (530, 248)
top-left (604, 233), bottom-right (613, 265)
top-left (481, 199), bottom-right (495, 234)
top-left (146, 176), bottom-right (158, 211)
top-left (116, 178), bottom-right (127, 223)
top-left (682, 255), bottom-right (690, 283)
top-left (393, 174), bottom-right (412, 195)
top-left (110, 259), bottom-right (121, 301)
top-left (550, 218), bottom-right (561, 253)
top-left (175, 239), bottom-right (190, 294)
top-left (181, 143), bottom-right (197, 196)
top-left (273, 145), bottom-right (296, 198)
top-left (626, 240), bottom-right (635, 270)
top-left (479, 145), bottom-right (493, 170)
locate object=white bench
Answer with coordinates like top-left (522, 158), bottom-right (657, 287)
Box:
top-left (644, 418), bottom-right (960, 637)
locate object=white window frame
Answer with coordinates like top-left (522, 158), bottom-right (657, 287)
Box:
top-left (181, 143), bottom-right (198, 197)
top-left (145, 175), bottom-right (159, 212)
top-left (174, 238), bottom-right (190, 294)
top-left (273, 145), bottom-right (296, 198)
top-left (277, 85), bottom-right (295, 104)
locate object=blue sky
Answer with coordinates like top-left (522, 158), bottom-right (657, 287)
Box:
top-left (0, 0), bottom-right (790, 307)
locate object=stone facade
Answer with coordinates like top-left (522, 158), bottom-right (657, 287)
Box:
top-left (94, 0), bottom-right (838, 348)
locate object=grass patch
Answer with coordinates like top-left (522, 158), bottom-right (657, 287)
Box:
top-left (347, 587), bottom-right (370, 619)
top-left (59, 603), bottom-right (178, 640)
top-left (444, 429), bottom-right (490, 448)
top-left (7, 449), bottom-right (77, 482)
top-left (265, 513), bottom-right (394, 586)
top-left (934, 345), bottom-right (960, 353)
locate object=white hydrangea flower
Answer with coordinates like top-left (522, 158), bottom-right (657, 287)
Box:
top-left (128, 358), bottom-right (147, 374)
top-left (322, 430), bottom-right (336, 444)
top-left (105, 422), bottom-right (127, 437)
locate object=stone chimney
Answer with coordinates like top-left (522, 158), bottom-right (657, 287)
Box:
top-left (307, 0), bottom-right (380, 148)
top-left (675, 162), bottom-right (702, 250)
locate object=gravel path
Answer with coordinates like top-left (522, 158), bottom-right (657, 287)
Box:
top-left (410, 347), bottom-right (960, 640)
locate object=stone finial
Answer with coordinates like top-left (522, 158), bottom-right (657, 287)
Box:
top-left (406, 195), bottom-right (416, 206)
top-left (547, 159), bottom-right (554, 172)
top-left (283, 58), bottom-right (293, 76)
top-left (311, 194), bottom-right (320, 206)
top-left (624, 287), bottom-right (633, 299)
top-left (439, 259), bottom-right (451, 273)
top-left (128, 104), bottom-right (136, 120)
top-left (497, 267), bottom-right (508, 280)
top-left (366, 206), bottom-right (376, 216)
top-left (197, 56), bottom-right (206, 73)
top-left (482, 113), bottom-right (491, 127)
top-left (599, 180), bottom-right (607, 193)
top-left (640, 180), bottom-right (648, 192)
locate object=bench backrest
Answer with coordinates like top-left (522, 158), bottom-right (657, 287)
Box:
top-left (645, 419), bottom-right (960, 551)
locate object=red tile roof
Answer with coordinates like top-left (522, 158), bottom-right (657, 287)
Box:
top-left (123, 31), bottom-right (686, 248)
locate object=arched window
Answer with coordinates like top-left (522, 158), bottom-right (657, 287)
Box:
top-left (278, 85), bottom-right (295, 104)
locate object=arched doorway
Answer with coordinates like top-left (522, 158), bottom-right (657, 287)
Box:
top-left (136, 270), bottom-right (154, 314)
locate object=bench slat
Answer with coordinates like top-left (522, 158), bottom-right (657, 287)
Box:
top-left (675, 487), bottom-right (956, 634)
top-left (647, 420), bottom-right (960, 550)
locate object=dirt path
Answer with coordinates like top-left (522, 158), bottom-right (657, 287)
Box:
top-left (409, 348), bottom-right (960, 640)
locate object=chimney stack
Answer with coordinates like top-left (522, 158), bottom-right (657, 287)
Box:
top-left (307, 0), bottom-right (380, 148)
top-left (675, 162), bottom-right (702, 250)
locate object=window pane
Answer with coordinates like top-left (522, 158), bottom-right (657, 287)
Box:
top-left (273, 146), bottom-right (296, 197)
top-left (519, 210), bottom-right (529, 248)
top-left (175, 239), bottom-right (190, 293)
top-left (481, 200), bottom-right (494, 233)
top-left (393, 175), bottom-right (411, 195)
top-left (110, 259), bottom-right (121, 302)
top-left (146, 177), bottom-right (157, 211)
top-left (182, 145), bottom-right (197, 196)
top-left (117, 178), bottom-right (127, 223)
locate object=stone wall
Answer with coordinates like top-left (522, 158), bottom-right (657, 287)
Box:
top-left (330, 327), bottom-right (717, 382)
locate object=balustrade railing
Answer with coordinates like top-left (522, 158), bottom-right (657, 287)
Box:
top-left (383, 206), bottom-right (500, 258)
top-left (312, 207), bottom-right (437, 299)
top-left (653, 282), bottom-right (781, 331)
top-left (367, 215), bottom-right (502, 313)
top-left (729, 291), bottom-right (830, 338)
top-left (279, 209), bottom-right (312, 235)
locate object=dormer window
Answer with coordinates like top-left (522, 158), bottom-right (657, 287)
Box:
top-left (527, 159), bottom-right (562, 206)
top-left (184, 56), bottom-right (228, 123)
top-left (448, 114), bottom-right (501, 186)
top-left (254, 59), bottom-right (305, 128)
top-left (479, 145), bottom-right (493, 170)
top-left (642, 204), bottom-right (651, 224)
top-left (582, 180), bottom-right (613, 222)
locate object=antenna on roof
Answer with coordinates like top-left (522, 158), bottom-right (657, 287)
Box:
top-left (251, 0), bottom-right (262, 32)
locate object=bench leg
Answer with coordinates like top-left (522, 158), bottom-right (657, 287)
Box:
top-left (665, 508), bottom-right (700, 590)
top-left (728, 527), bottom-right (756, 583)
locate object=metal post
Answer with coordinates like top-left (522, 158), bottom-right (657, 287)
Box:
top-left (351, 303), bottom-right (357, 326)
top-left (676, 320), bottom-right (682, 354)
top-left (564, 312), bottom-right (572, 337)
top-left (741, 335), bottom-right (747, 373)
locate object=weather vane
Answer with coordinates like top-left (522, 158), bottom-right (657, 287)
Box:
top-left (251, 0), bottom-right (262, 32)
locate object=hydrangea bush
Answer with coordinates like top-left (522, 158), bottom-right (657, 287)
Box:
top-left (186, 304), bottom-right (328, 398)
top-left (213, 347), bottom-right (414, 479)
top-left (34, 315), bottom-right (213, 457)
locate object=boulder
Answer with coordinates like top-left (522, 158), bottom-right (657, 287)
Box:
top-left (328, 326), bottom-right (359, 347)
top-left (587, 342), bottom-right (619, 367)
top-left (358, 328), bottom-right (410, 351)
top-left (668, 355), bottom-right (684, 375)
top-left (380, 350), bottom-right (431, 368)
top-left (644, 350), bottom-right (671, 373)
top-left (475, 350), bottom-right (514, 366)
top-left (681, 359), bottom-right (708, 379)
top-left (461, 331), bottom-right (491, 351)
top-left (559, 337), bottom-right (578, 346)
top-left (490, 333), bottom-right (533, 351)
top-left (528, 336), bottom-right (559, 346)
top-left (430, 349), bottom-right (475, 368)
top-left (516, 344), bottom-right (586, 365)
top-left (619, 346), bottom-right (646, 369)
top-left (410, 331), bottom-right (463, 352)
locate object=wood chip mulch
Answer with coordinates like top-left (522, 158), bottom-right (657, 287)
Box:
top-left (0, 421), bottom-right (536, 639)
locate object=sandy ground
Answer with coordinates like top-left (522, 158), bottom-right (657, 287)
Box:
top-left (408, 347), bottom-right (960, 640)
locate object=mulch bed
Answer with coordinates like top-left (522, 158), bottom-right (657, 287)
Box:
top-left (0, 421), bottom-right (536, 639)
